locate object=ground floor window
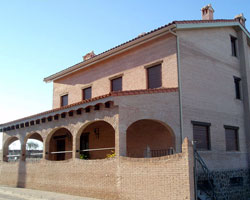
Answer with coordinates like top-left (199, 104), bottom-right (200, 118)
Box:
top-left (192, 121), bottom-right (211, 151)
top-left (224, 125), bottom-right (239, 151)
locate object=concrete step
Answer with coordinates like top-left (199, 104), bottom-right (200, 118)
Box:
top-left (0, 186), bottom-right (100, 200)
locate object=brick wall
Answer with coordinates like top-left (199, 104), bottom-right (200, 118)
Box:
top-left (53, 34), bottom-right (178, 108)
top-left (0, 138), bottom-right (194, 200)
top-left (178, 27), bottom-right (249, 170)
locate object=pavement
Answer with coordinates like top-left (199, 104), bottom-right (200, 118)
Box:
top-left (0, 186), bottom-right (100, 200)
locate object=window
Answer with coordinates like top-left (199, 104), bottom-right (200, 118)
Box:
top-left (231, 36), bottom-right (237, 57)
top-left (147, 64), bottom-right (162, 89)
top-left (234, 77), bottom-right (241, 100)
top-left (192, 121), bottom-right (211, 150)
top-left (111, 77), bottom-right (122, 92)
top-left (61, 94), bottom-right (68, 107)
top-left (224, 125), bottom-right (239, 151)
top-left (82, 87), bottom-right (92, 100)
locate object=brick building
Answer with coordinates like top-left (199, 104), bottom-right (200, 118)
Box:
top-left (0, 4), bottom-right (250, 200)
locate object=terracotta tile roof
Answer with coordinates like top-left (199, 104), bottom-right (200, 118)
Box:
top-left (0, 88), bottom-right (178, 127)
top-left (44, 19), bottom-right (249, 82)
top-left (44, 21), bottom-right (175, 82)
top-left (173, 19), bottom-right (237, 24)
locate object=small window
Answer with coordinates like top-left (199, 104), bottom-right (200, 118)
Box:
top-left (111, 77), bottom-right (122, 92)
top-left (61, 94), bottom-right (68, 107)
top-left (192, 121), bottom-right (211, 151)
top-left (234, 77), bottom-right (241, 100)
top-left (82, 87), bottom-right (92, 100)
top-left (147, 64), bottom-right (162, 89)
top-left (225, 125), bottom-right (239, 151)
top-left (231, 36), bottom-right (237, 57)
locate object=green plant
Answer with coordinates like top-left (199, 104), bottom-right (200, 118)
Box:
top-left (80, 154), bottom-right (88, 159)
top-left (106, 150), bottom-right (116, 158)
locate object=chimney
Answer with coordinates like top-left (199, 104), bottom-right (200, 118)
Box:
top-left (201, 4), bottom-right (214, 20)
top-left (234, 13), bottom-right (246, 26)
top-left (83, 51), bottom-right (96, 61)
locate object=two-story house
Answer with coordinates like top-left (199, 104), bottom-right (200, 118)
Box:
top-left (0, 4), bottom-right (249, 200)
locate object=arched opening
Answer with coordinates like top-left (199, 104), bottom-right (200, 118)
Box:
top-left (126, 119), bottom-right (175, 158)
top-left (3, 136), bottom-right (21, 162)
top-left (25, 133), bottom-right (43, 161)
top-left (76, 121), bottom-right (115, 160)
top-left (48, 128), bottom-right (73, 161)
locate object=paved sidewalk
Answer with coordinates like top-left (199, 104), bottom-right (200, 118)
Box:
top-left (0, 186), bottom-right (100, 200)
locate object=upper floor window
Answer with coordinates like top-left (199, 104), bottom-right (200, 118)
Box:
top-left (231, 36), bottom-right (237, 57)
top-left (82, 87), bottom-right (92, 100)
top-left (192, 121), bottom-right (211, 151)
top-left (147, 64), bottom-right (162, 89)
top-left (111, 77), bottom-right (122, 92)
top-left (224, 125), bottom-right (239, 151)
top-left (234, 76), bottom-right (241, 100)
top-left (61, 94), bottom-right (68, 107)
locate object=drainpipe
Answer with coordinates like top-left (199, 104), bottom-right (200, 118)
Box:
top-left (170, 29), bottom-right (183, 152)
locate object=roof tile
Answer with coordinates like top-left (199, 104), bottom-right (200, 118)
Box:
top-left (1, 88), bottom-right (178, 127)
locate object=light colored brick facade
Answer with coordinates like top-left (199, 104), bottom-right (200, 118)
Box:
top-left (179, 27), bottom-right (248, 170)
top-left (0, 5), bottom-right (250, 200)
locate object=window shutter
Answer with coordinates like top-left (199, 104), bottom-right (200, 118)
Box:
top-left (111, 77), bottom-right (122, 91)
top-left (83, 87), bottom-right (92, 100)
top-left (147, 64), bottom-right (162, 89)
top-left (61, 95), bottom-right (68, 107)
top-left (225, 128), bottom-right (238, 151)
top-left (193, 125), bottom-right (210, 150)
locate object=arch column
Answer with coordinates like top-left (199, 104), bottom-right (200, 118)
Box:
top-left (19, 135), bottom-right (25, 161)
top-left (118, 124), bottom-right (127, 156)
top-left (72, 129), bottom-right (78, 159)
top-left (20, 143), bottom-right (26, 161)
top-left (0, 149), bottom-right (3, 162)
top-left (44, 133), bottom-right (50, 160)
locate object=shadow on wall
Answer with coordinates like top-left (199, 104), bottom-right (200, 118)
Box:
top-left (17, 145), bottom-right (26, 188)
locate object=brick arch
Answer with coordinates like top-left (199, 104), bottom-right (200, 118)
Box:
top-left (3, 136), bottom-right (21, 162)
top-left (24, 132), bottom-right (43, 160)
top-left (24, 132), bottom-right (43, 144)
top-left (75, 120), bottom-right (115, 159)
top-left (45, 127), bottom-right (73, 161)
top-left (126, 119), bottom-right (176, 158)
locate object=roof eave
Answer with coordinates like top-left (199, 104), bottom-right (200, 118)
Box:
top-left (176, 21), bottom-right (250, 40)
top-left (43, 24), bottom-right (177, 83)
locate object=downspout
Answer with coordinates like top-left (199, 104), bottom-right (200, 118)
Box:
top-left (170, 29), bottom-right (183, 152)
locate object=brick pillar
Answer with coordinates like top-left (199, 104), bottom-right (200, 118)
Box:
top-left (44, 134), bottom-right (50, 160)
top-left (0, 132), bottom-right (2, 162)
top-left (72, 133), bottom-right (77, 159)
top-left (237, 30), bottom-right (250, 166)
top-left (182, 137), bottom-right (195, 200)
top-left (42, 137), bottom-right (46, 160)
top-left (20, 133), bottom-right (27, 161)
top-left (118, 124), bottom-right (127, 156)
top-left (0, 149), bottom-right (3, 162)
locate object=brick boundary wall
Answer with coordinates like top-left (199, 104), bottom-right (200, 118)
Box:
top-left (0, 138), bottom-right (194, 200)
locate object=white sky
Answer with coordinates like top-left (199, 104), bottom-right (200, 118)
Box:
top-left (8, 139), bottom-right (43, 150)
